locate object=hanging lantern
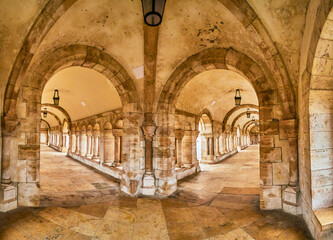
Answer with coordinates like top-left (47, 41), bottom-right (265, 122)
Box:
top-left (53, 90), bottom-right (59, 105)
top-left (42, 108), bottom-right (47, 118)
top-left (246, 108), bottom-right (251, 118)
top-left (234, 89), bottom-right (241, 106)
top-left (141, 0), bottom-right (166, 26)
top-left (252, 116), bottom-right (255, 122)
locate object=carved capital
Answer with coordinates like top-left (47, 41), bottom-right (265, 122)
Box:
top-left (141, 123), bottom-right (157, 141)
top-left (112, 128), bottom-right (123, 137)
top-left (175, 129), bottom-right (185, 140)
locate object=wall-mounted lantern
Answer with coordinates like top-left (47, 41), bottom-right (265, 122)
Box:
top-left (53, 90), bottom-right (59, 106)
top-left (252, 116), bottom-right (255, 122)
top-left (234, 89), bottom-right (241, 106)
top-left (246, 108), bottom-right (251, 118)
top-left (141, 0), bottom-right (166, 26)
top-left (42, 108), bottom-right (47, 118)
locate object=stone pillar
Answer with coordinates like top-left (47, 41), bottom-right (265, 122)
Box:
top-left (191, 130), bottom-right (200, 170)
top-left (75, 131), bottom-right (80, 155)
top-left (182, 129), bottom-right (193, 168)
top-left (214, 133), bottom-right (220, 156)
top-left (103, 129), bottom-right (114, 164)
top-left (112, 129), bottom-right (123, 166)
top-left (80, 132), bottom-right (87, 157)
top-left (1, 117), bottom-right (20, 211)
top-left (86, 132), bottom-right (92, 158)
top-left (92, 130), bottom-right (100, 161)
top-left (141, 123), bottom-right (157, 195)
top-left (174, 129), bottom-right (185, 168)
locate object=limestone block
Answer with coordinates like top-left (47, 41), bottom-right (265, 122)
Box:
top-left (260, 147), bottom-right (282, 163)
top-left (312, 185), bottom-right (333, 209)
top-left (311, 149), bottom-right (333, 171)
top-left (0, 184), bottom-right (17, 212)
top-left (260, 135), bottom-right (274, 147)
top-left (260, 163), bottom-right (272, 185)
top-left (16, 103), bottom-right (27, 119)
top-left (157, 177), bottom-right (177, 196)
top-left (26, 160), bottom-right (40, 182)
top-left (309, 89), bottom-right (333, 114)
top-left (311, 75), bottom-right (333, 90)
top-left (18, 145), bottom-right (40, 160)
top-left (260, 186), bottom-right (282, 210)
top-left (311, 169), bottom-right (333, 188)
top-left (272, 162), bottom-right (289, 185)
top-left (18, 182), bottom-right (40, 207)
top-left (310, 113), bottom-right (333, 132)
top-left (310, 131), bottom-right (333, 150)
top-left (11, 160), bottom-right (26, 182)
top-left (260, 120), bottom-right (279, 135)
top-left (312, 57), bottom-right (333, 76)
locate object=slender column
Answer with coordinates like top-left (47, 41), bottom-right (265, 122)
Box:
top-left (209, 136), bottom-right (214, 156)
top-left (103, 129), bottom-right (114, 164)
top-left (141, 123), bottom-right (156, 173)
top-left (191, 131), bottom-right (200, 168)
top-left (86, 132), bottom-right (92, 158)
top-left (75, 131), bottom-right (80, 155)
top-left (92, 130), bottom-right (100, 161)
top-left (80, 132), bottom-right (87, 157)
top-left (215, 133), bottom-right (220, 156)
top-left (112, 129), bottom-right (123, 166)
top-left (174, 129), bottom-right (185, 168)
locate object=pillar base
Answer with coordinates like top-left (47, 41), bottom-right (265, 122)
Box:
top-left (141, 173), bottom-right (156, 196)
top-left (0, 184), bottom-right (17, 212)
top-left (282, 186), bottom-right (301, 215)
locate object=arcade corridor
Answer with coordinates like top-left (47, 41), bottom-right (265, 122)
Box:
top-left (0, 145), bottom-right (311, 239)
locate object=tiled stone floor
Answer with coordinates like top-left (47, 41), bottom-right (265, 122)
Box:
top-left (39, 145), bottom-right (120, 207)
top-left (0, 145), bottom-right (313, 239)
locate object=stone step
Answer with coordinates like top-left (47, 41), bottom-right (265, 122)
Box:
top-left (314, 207), bottom-right (333, 231)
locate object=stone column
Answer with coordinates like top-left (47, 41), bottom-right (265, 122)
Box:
top-left (182, 130), bottom-right (193, 168)
top-left (214, 133), bottom-right (220, 156)
top-left (191, 130), bottom-right (200, 169)
top-left (103, 129), bottom-right (114, 164)
top-left (92, 130), bottom-right (100, 161)
top-left (112, 129), bottom-right (123, 166)
top-left (174, 129), bottom-right (185, 168)
top-left (75, 131), bottom-right (80, 155)
top-left (86, 132), bottom-right (92, 158)
top-left (1, 116), bottom-right (20, 212)
top-left (141, 123), bottom-right (157, 195)
top-left (80, 132), bottom-right (87, 157)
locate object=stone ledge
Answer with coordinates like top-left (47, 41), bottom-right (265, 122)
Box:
top-left (176, 166), bottom-right (198, 180)
top-left (314, 207), bottom-right (333, 232)
top-left (68, 152), bottom-right (122, 180)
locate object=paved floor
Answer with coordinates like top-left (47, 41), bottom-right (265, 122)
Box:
top-left (39, 145), bottom-right (119, 207)
top-left (0, 145), bottom-right (312, 239)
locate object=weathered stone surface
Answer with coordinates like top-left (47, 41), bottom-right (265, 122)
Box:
top-left (18, 145), bottom-right (40, 160)
top-left (260, 147), bottom-right (282, 163)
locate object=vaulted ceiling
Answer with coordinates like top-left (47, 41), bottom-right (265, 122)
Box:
top-left (0, 0), bottom-right (310, 126)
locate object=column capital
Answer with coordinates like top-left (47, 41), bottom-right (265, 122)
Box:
top-left (141, 122), bottom-right (157, 141)
top-left (201, 132), bottom-right (214, 138)
top-left (175, 129), bottom-right (185, 139)
top-left (112, 128), bottom-right (123, 137)
top-left (192, 130), bottom-right (200, 138)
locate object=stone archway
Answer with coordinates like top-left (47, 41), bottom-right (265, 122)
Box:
top-left (1, 44), bottom-right (142, 207)
top-left (298, 3), bottom-right (333, 238)
top-left (156, 47), bottom-right (298, 210)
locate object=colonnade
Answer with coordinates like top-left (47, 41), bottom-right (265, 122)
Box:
top-left (67, 125), bottom-right (123, 167)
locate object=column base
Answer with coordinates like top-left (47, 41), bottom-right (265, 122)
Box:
top-left (282, 186), bottom-right (301, 215)
top-left (141, 173), bottom-right (156, 195)
top-left (0, 184), bottom-right (17, 212)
